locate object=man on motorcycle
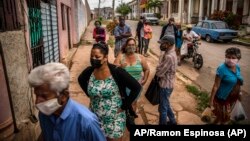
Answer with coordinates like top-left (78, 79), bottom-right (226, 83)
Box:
top-left (180, 24), bottom-right (200, 64)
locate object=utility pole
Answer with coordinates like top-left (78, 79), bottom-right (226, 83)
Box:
top-left (98, 0), bottom-right (101, 18)
top-left (112, 0), bottom-right (115, 20)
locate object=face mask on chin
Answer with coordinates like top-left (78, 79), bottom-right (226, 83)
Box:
top-left (36, 98), bottom-right (62, 116)
top-left (126, 46), bottom-right (136, 54)
top-left (225, 58), bottom-right (238, 67)
top-left (90, 58), bottom-right (103, 68)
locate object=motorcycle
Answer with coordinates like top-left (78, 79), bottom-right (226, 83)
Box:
top-left (184, 38), bottom-right (203, 69)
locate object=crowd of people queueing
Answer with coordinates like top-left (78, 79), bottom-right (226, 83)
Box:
top-left (27, 16), bottom-right (244, 141)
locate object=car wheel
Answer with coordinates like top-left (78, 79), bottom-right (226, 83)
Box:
top-left (205, 35), bottom-right (213, 42)
top-left (223, 39), bottom-right (232, 43)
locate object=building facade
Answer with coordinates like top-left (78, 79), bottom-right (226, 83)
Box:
top-left (127, 0), bottom-right (250, 26)
top-left (128, 0), bottom-right (140, 20)
top-left (94, 7), bottom-right (113, 20)
top-left (0, 0), bottom-right (90, 140)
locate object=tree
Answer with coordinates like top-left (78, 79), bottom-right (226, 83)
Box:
top-left (116, 3), bottom-right (132, 17)
top-left (97, 0), bottom-right (107, 17)
top-left (146, 0), bottom-right (163, 13)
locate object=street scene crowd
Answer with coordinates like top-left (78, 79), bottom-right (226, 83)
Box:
top-left (28, 16), bottom-right (245, 141)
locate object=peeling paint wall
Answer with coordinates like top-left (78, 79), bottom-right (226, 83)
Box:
top-left (0, 31), bottom-right (40, 141)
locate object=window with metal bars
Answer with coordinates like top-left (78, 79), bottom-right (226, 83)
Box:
top-left (28, 0), bottom-right (45, 67)
top-left (0, 0), bottom-right (19, 31)
top-left (28, 0), bottom-right (59, 67)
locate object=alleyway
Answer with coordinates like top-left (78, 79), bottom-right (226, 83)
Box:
top-left (68, 20), bottom-right (205, 141)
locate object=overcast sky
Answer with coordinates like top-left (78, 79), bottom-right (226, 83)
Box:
top-left (87, 0), bottom-right (132, 10)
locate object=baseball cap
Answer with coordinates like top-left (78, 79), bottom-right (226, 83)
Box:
top-left (158, 35), bottom-right (175, 45)
top-left (186, 24), bottom-right (193, 28)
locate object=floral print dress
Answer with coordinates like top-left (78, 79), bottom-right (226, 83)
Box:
top-left (87, 74), bottom-right (126, 138)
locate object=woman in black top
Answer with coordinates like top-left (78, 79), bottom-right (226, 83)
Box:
top-left (78, 42), bottom-right (141, 141)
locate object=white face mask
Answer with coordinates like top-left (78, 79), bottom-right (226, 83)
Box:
top-left (36, 98), bottom-right (62, 116)
top-left (225, 58), bottom-right (238, 67)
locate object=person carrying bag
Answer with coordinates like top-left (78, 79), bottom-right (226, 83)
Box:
top-left (145, 75), bottom-right (160, 105)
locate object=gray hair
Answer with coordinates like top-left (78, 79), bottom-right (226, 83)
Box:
top-left (28, 62), bottom-right (70, 93)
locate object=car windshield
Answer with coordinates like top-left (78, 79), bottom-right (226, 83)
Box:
top-left (211, 22), bottom-right (229, 29)
top-left (146, 14), bottom-right (155, 17)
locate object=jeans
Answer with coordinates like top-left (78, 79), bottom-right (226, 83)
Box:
top-left (138, 37), bottom-right (144, 54)
top-left (158, 88), bottom-right (176, 125)
top-left (143, 38), bottom-right (150, 54)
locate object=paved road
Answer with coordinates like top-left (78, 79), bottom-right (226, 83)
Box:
top-left (126, 20), bottom-right (250, 94)
top-left (126, 20), bottom-right (250, 122)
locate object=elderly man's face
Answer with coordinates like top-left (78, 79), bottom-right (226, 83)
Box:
top-left (34, 83), bottom-right (57, 104)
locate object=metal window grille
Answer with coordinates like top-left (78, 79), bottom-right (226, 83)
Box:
top-left (28, 0), bottom-right (59, 67)
top-left (41, 0), bottom-right (59, 63)
top-left (28, 0), bottom-right (44, 67)
top-left (0, 0), bottom-right (19, 31)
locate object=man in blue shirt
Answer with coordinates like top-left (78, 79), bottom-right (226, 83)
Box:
top-left (28, 62), bottom-right (106, 141)
top-left (114, 16), bottom-right (132, 57)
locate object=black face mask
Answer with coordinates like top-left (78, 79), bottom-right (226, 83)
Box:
top-left (90, 58), bottom-right (102, 68)
top-left (160, 44), bottom-right (167, 51)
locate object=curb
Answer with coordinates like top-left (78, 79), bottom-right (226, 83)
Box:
top-left (232, 40), bottom-right (250, 47)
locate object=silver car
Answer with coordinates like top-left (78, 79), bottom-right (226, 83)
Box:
top-left (141, 13), bottom-right (159, 25)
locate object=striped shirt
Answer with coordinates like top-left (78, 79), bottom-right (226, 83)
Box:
top-left (156, 47), bottom-right (177, 88)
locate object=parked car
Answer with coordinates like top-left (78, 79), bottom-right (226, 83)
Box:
top-left (141, 13), bottom-right (159, 25)
top-left (192, 20), bottom-right (238, 43)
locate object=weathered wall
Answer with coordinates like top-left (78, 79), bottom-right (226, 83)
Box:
top-left (57, 0), bottom-right (73, 63)
top-left (73, 0), bottom-right (91, 44)
top-left (0, 31), bottom-right (40, 141)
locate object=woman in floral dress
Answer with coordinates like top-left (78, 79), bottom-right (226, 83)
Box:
top-left (78, 42), bottom-right (141, 141)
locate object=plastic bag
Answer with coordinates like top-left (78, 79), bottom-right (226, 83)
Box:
top-left (230, 100), bottom-right (248, 121)
top-left (201, 107), bottom-right (213, 123)
top-left (145, 75), bottom-right (160, 105)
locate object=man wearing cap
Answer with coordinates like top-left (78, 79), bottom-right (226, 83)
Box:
top-left (159, 17), bottom-right (177, 41)
top-left (156, 35), bottom-right (177, 125)
top-left (180, 24), bottom-right (200, 61)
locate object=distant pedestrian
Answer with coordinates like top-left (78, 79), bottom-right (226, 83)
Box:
top-left (156, 35), bottom-right (177, 125)
top-left (136, 16), bottom-right (145, 54)
top-left (93, 20), bottom-right (106, 43)
top-left (180, 24), bottom-right (200, 61)
top-left (209, 47), bottom-right (243, 125)
top-left (114, 37), bottom-right (150, 116)
top-left (114, 16), bottom-right (132, 57)
top-left (78, 42), bottom-right (141, 141)
top-left (159, 17), bottom-right (177, 40)
top-left (28, 63), bottom-right (106, 141)
top-left (143, 20), bottom-right (153, 57)
top-left (175, 22), bottom-right (183, 66)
